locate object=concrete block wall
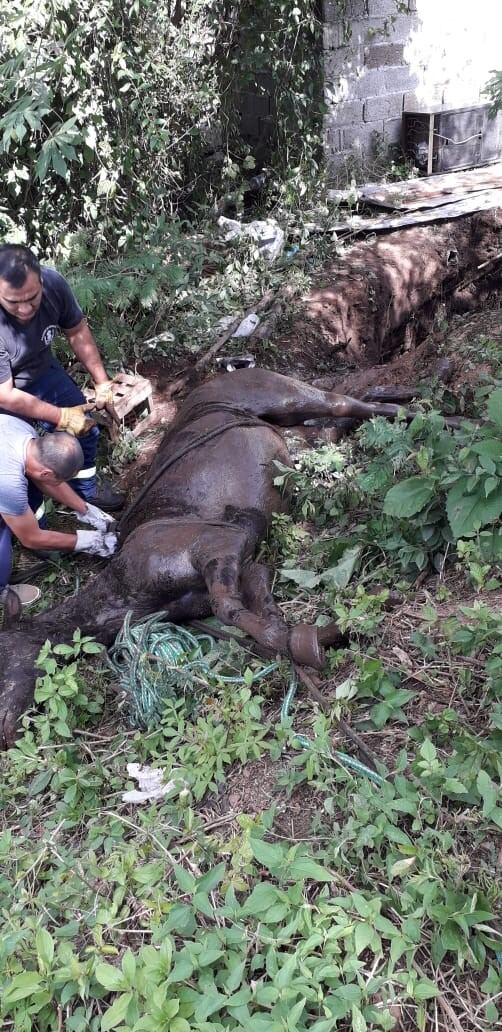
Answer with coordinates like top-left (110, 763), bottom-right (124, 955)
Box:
top-left (323, 0), bottom-right (502, 176)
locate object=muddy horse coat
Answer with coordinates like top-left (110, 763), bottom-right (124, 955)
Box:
top-left (0, 368), bottom-right (420, 747)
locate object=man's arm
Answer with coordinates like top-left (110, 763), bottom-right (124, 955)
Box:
top-left (2, 509), bottom-right (77, 551)
top-left (30, 478), bottom-right (87, 515)
top-left (64, 320), bottom-right (110, 386)
top-left (0, 375), bottom-right (62, 424)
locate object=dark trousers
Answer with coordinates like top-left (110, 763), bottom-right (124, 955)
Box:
top-left (0, 481), bottom-right (45, 590)
top-left (24, 357), bottom-right (99, 500)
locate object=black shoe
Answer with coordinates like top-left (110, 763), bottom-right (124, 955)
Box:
top-left (86, 480), bottom-right (126, 512)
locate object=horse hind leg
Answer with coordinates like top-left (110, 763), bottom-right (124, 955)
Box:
top-left (198, 550), bottom-right (290, 657)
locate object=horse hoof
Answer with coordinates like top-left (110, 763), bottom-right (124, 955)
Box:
top-left (288, 623), bottom-right (325, 670)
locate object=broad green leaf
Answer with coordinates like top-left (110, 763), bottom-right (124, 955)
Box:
top-left (132, 861), bottom-right (164, 885)
top-left (354, 922), bottom-right (373, 956)
top-left (419, 738), bottom-right (437, 763)
top-left (413, 979), bottom-right (439, 1001)
top-left (287, 856), bottom-right (334, 882)
top-left (196, 861), bottom-right (226, 894)
top-left (447, 477), bottom-right (502, 538)
top-left (101, 991), bottom-right (132, 1030)
top-left (275, 953), bottom-right (297, 989)
top-left (322, 545), bottom-right (362, 590)
top-left (351, 1004), bottom-right (367, 1032)
top-left (95, 962), bottom-right (128, 992)
top-left (241, 882), bottom-right (280, 914)
top-left (487, 387), bottom-right (502, 427)
top-left (29, 769), bottom-right (53, 796)
top-left (36, 927), bottom-right (54, 968)
top-left (172, 863), bottom-right (196, 894)
top-left (476, 769), bottom-right (499, 817)
top-left (383, 476), bottom-right (436, 518)
top-left (250, 837), bottom-right (285, 871)
top-left (193, 989), bottom-right (227, 1021)
top-left (280, 567), bottom-right (321, 589)
top-left (3, 971), bottom-right (44, 1003)
top-left (389, 856), bottom-right (416, 879)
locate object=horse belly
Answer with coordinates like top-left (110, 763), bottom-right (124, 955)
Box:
top-left (148, 427), bottom-right (289, 522)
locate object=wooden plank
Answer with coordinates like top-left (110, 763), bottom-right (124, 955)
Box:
top-left (328, 163), bottom-right (502, 212)
top-left (357, 163), bottom-right (502, 211)
top-left (325, 188), bottom-right (502, 236)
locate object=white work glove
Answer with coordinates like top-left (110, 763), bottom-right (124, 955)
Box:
top-left (74, 529), bottom-right (118, 558)
top-left (76, 502), bottom-right (116, 532)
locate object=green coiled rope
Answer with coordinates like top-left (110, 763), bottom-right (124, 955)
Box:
top-left (108, 611), bottom-right (383, 784)
top-left (107, 611), bottom-right (280, 728)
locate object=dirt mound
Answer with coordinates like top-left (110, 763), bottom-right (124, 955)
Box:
top-left (280, 209), bottom-right (502, 372)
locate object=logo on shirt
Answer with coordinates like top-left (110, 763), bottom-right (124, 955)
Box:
top-left (42, 325), bottom-right (58, 347)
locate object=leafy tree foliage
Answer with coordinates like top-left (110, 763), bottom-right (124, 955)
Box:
top-left (0, 0), bottom-right (323, 254)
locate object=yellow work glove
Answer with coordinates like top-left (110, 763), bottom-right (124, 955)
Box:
top-left (93, 379), bottom-right (120, 433)
top-left (57, 404), bottom-right (95, 436)
top-left (93, 381), bottom-right (115, 409)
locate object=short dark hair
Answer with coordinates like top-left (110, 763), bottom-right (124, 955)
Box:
top-left (0, 245), bottom-right (41, 289)
top-left (32, 432), bottom-right (84, 481)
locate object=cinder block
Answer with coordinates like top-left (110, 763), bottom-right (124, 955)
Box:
top-left (326, 149), bottom-right (359, 179)
top-left (383, 117), bottom-right (403, 144)
top-left (403, 88), bottom-right (443, 111)
top-left (348, 0), bottom-right (369, 15)
top-left (386, 13), bottom-right (419, 43)
top-left (367, 0), bottom-right (400, 15)
top-left (324, 0), bottom-right (368, 19)
top-left (342, 121), bottom-right (383, 152)
top-left (324, 46), bottom-right (363, 79)
top-left (351, 68), bottom-right (385, 98)
top-left (338, 17), bottom-right (392, 46)
top-left (364, 43), bottom-right (405, 68)
top-left (326, 99), bottom-right (365, 126)
top-left (324, 127), bottom-right (343, 151)
top-left (383, 65), bottom-right (418, 92)
top-left (363, 92), bottom-right (403, 121)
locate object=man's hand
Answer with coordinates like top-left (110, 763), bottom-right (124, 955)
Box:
top-left (93, 381), bottom-right (114, 408)
top-left (93, 380), bottom-right (120, 430)
top-left (57, 404), bottom-right (95, 436)
top-left (77, 502), bottom-right (116, 532)
top-left (74, 529), bottom-right (118, 557)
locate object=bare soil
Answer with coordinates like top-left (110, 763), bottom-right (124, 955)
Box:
top-left (283, 209), bottom-right (502, 371)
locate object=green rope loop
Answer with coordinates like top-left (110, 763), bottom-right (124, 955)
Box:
top-left (107, 610), bottom-right (280, 727)
top-left (108, 611), bottom-right (384, 785)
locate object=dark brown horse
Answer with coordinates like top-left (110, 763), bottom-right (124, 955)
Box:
top-left (0, 367), bottom-right (429, 747)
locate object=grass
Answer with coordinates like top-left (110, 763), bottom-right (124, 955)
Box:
top-left (1, 335), bottom-right (501, 1031)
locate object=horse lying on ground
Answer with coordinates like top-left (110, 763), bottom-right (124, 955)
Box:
top-left (0, 367), bottom-right (436, 748)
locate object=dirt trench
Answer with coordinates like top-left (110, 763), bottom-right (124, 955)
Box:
top-left (280, 209), bottom-right (502, 373)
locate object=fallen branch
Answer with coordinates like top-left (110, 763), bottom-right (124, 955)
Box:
top-left (294, 664), bottom-right (381, 775)
top-left (166, 288), bottom-right (277, 398)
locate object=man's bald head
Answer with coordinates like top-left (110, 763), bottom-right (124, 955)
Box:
top-left (30, 432), bottom-right (84, 482)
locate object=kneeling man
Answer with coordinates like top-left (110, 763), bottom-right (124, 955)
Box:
top-left (0, 414), bottom-right (118, 605)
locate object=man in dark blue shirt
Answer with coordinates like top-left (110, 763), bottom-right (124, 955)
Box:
top-left (0, 244), bottom-right (124, 510)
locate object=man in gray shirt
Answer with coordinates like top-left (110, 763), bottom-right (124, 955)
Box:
top-left (0, 244), bottom-right (123, 511)
top-left (0, 416), bottom-right (117, 605)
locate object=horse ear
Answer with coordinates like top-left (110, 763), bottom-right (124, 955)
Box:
top-left (2, 587), bottom-right (22, 629)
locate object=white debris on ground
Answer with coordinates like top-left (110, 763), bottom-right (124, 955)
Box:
top-left (217, 215), bottom-right (285, 261)
top-left (122, 763), bottom-right (187, 804)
